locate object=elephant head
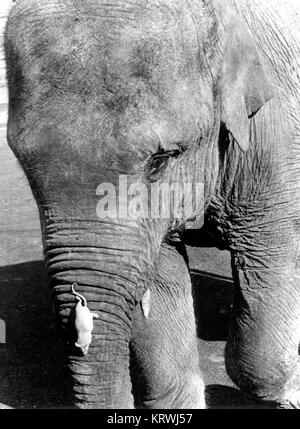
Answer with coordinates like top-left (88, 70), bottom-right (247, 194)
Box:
top-left (5, 0), bottom-right (273, 408)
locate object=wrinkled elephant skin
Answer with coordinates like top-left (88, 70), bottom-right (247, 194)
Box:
top-left (4, 0), bottom-right (300, 408)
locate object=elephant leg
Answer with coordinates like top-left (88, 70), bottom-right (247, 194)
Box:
top-left (130, 242), bottom-right (205, 409)
top-left (226, 243), bottom-right (300, 408)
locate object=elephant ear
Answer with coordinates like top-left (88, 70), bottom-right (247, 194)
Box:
top-left (220, 16), bottom-right (274, 151)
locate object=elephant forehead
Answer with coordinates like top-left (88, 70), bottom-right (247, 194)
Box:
top-left (23, 0), bottom-right (214, 95)
top-left (8, 0), bottom-right (216, 157)
top-left (87, 16), bottom-right (214, 153)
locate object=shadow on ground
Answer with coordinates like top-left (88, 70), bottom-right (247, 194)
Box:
top-left (0, 261), bottom-right (73, 409)
top-left (205, 385), bottom-right (277, 409)
top-left (0, 261), bottom-right (275, 409)
top-left (191, 269), bottom-right (234, 341)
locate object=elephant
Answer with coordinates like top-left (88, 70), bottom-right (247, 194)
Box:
top-left (4, 0), bottom-right (300, 408)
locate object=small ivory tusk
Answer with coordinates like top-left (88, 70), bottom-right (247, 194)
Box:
top-left (141, 289), bottom-right (151, 319)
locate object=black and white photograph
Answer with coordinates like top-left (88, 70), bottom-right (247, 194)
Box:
top-left (0, 0), bottom-right (299, 412)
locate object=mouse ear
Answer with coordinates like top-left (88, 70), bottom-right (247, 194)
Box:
top-left (220, 16), bottom-right (274, 151)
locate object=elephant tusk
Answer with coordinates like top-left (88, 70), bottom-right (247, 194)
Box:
top-left (141, 289), bottom-right (151, 320)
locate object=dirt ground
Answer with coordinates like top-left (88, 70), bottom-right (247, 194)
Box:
top-left (0, 1), bottom-right (275, 409)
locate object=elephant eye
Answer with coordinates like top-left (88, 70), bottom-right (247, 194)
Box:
top-left (147, 149), bottom-right (182, 182)
top-left (149, 153), bottom-right (169, 175)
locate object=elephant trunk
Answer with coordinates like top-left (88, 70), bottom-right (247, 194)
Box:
top-left (68, 315), bottom-right (133, 408)
top-left (42, 217), bottom-right (159, 408)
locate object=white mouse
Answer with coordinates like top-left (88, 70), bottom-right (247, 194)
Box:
top-left (71, 284), bottom-right (98, 355)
